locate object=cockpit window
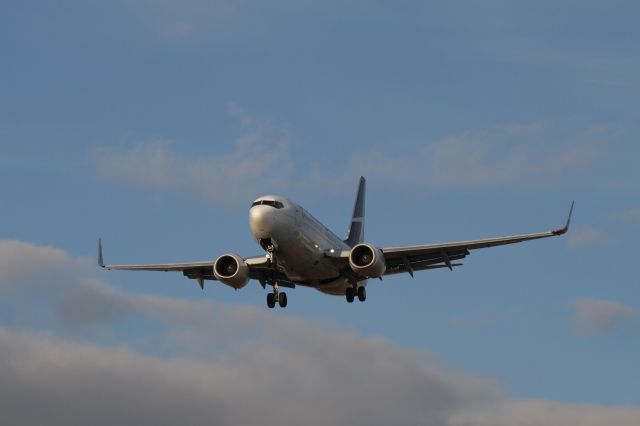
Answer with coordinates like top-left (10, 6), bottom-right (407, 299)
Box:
top-left (251, 200), bottom-right (284, 209)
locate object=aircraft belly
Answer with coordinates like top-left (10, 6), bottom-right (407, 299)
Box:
top-left (273, 227), bottom-right (341, 284)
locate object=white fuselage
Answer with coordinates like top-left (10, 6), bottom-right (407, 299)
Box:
top-left (249, 195), bottom-right (362, 295)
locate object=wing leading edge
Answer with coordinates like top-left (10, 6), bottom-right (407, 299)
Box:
top-left (380, 201), bottom-right (574, 276)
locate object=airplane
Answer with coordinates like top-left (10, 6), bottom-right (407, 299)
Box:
top-left (98, 177), bottom-right (574, 308)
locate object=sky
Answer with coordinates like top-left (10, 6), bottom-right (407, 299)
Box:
top-left (1, 1), bottom-right (640, 424)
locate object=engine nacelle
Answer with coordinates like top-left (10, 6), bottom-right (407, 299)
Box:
top-left (349, 243), bottom-right (386, 278)
top-left (213, 253), bottom-right (250, 289)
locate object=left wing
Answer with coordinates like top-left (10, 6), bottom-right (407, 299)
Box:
top-left (379, 202), bottom-right (574, 276)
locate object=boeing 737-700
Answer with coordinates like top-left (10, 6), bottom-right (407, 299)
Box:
top-left (99, 177), bottom-right (573, 308)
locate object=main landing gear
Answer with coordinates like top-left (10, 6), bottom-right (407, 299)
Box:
top-left (267, 282), bottom-right (287, 309)
top-left (345, 286), bottom-right (366, 303)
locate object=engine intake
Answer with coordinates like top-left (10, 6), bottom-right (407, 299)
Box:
top-left (213, 253), bottom-right (250, 289)
top-left (349, 243), bottom-right (386, 278)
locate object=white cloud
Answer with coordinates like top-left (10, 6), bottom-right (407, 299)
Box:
top-left (126, 0), bottom-right (244, 42)
top-left (567, 227), bottom-right (612, 248)
top-left (90, 104), bottom-right (294, 206)
top-left (449, 308), bottom-right (518, 331)
top-left (611, 208), bottom-right (640, 223)
top-left (571, 299), bottom-right (640, 336)
top-left (2, 239), bottom-right (640, 425)
top-left (336, 123), bottom-right (618, 193)
top-left (91, 119), bottom-right (622, 203)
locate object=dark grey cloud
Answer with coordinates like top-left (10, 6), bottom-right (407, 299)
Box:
top-left (3, 324), bottom-right (640, 426)
top-left (0, 240), bottom-right (72, 293)
top-left (451, 400), bottom-right (640, 426)
top-left (2, 239), bottom-right (640, 425)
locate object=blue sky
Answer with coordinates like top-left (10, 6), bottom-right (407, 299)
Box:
top-left (2, 1), bottom-right (640, 424)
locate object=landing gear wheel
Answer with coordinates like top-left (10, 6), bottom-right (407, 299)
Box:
top-left (345, 287), bottom-right (355, 303)
top-left (357, 286), bottom-right (366, 302)
top-left (267, 293), bottom-right (276, 309)
top-left (278, 292), bottom-right (287, 308)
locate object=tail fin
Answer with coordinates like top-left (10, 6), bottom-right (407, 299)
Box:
top-left (345, 176), bottom-right (366, 247)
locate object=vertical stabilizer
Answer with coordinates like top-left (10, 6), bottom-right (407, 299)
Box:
top-left (345, 176), bottom-right (366, 247)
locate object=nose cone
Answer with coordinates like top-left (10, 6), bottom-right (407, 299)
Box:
top-left (250, 205), bottom-right (276, 239)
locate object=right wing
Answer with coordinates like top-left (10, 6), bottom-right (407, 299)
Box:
top-left (98, 239), bottom-right (272, 286)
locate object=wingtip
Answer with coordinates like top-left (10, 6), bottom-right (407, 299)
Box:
top-left (552, 201), bottom-right (574, 236)
top-left (98, 238), bottom-right (104, 267)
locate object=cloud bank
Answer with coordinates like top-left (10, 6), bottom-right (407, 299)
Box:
top-left (2, 239), bottom-right (639, 425)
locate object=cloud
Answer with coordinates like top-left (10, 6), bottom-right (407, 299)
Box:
top-left (571, 299), bottom-right (640, 336)
top-left (448, 308), bottom-right (519, 332)
top-left (567, 227), bottom-right (612, 248)
top-left (90, 104), bottom-right (294, 206)
top-left (0, 239), bottom-right (79, 294)
top-left (334, 123), bottom-right (618, 193)
top-left (0, 325), bottom-right (495, 426)
top-left (452, 400), bottom-right (640, 426)
top-left (91, 119), bottom-right (623, 203)
top-left (611, 207), bottom-right (640, 223)
top-left (2, 324), bottom-right (640, 426)
top-left (125, 0), bottom-right (245, 42)
top-left (0, 239), bottom-right (495, 425)
top-left (2, 239), bottom-right (640, 425)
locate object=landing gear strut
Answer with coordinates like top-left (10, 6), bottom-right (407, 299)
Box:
top-left (266, 282), bottom-right (287, 309)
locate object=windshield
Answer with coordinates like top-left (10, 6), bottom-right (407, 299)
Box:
top-left (251, 200), bottom-right (284, 209)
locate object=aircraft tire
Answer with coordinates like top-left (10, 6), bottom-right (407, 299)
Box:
top-left (278, 292), bottom-right (287, 308)
top-left (357, 286), bottom-right (366, 302)
top-left (267, 293), bottom-right (276, 309)
top-left (345, 287), bottom-right (355, 303)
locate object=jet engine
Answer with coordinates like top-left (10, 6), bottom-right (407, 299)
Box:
top-left (213, 253), bottom-right (250, 289)
top-left (349, 243), bottom-right (386, 278)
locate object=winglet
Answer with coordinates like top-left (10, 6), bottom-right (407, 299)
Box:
top-left (552, 201), bottom-right (574, 235)
top-left (98, 238), bottom-right (105, 267)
